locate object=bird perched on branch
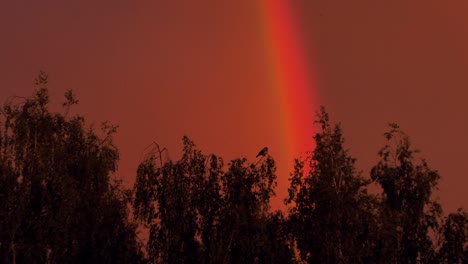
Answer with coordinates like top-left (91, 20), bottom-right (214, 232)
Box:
top-left (256, 147), bottom-right (268, 158)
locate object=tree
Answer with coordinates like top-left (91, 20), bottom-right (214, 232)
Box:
top-left (134, 137), bottom-right (293, 263)
top-left (371, 123), bottom-right (441, 263)
top-left (435, 209), bottom-right (468, 263)
top-left (134, 137), bottom-right (209, 263)
top-left (286, 107), bottom-right (379, 263)
top-left (218, 156), bottom-right (284, 264)
top-left (0, 72), bottom-right (142, 263)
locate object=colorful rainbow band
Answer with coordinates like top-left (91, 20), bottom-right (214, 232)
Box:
top-left (260, 0), bottom-right (318, 160)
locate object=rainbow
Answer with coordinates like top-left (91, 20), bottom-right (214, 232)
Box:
top-left (259, 0), bottom-right (319, 161)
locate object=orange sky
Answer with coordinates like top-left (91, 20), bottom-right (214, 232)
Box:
top-left (1, 0), bottom-right (467, 212)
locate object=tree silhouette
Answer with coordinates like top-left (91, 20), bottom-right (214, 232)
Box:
top-left (371, 123), bottom-right (441, 263)
top-left (0, 73), bottom-right (142, 263)
top-left (134, 137), bottom-right (292, 263)
top-left (1, 73), bottom-right (467, 263)
top-left (286, 107), bottom-right (379, 263)
top-left (134, 137), bottom-right (208, 263)
top-left (435, 209), bottom-right (468, 263)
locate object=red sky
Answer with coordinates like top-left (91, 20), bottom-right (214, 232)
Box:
top-left (1, 0), bottom-right (467, 213)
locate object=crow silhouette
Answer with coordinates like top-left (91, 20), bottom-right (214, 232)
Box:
top-left (256, 147), bottom-right (268, 158)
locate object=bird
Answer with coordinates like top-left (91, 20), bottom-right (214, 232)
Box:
top-left (256, 147), bottom-right (268, 158)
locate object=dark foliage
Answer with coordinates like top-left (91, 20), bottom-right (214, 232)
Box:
top-left (0, 73), bottom-right (142, 263)
top-left (435, 209), bottom-right (468, 263)
top-left (134, 137), bottom-right (293, 263)
top-left (286, 107), bottom-right (379, 263)
top-left (1, 74), bottom-right (466, 263)
top-left (134, 107), bottom-right (466, 264)
top-left (371, 123), bottom-right (442, 263)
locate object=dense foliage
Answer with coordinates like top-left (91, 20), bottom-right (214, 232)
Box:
top-left (0, 73), bottom-right (142, 263)
top-left (286, 107), bottom-right (379, 263)
top-left (134, 107), bottom-right (467, 264)
top-left (1, 75), bottom-right (466, 263)
top-left (134, 137), bottom-right (292, 263)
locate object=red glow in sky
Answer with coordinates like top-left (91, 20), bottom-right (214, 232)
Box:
top-left (1, 0), bottom-right (467, 211)
top-left (261, 0), bottom-right (318, 161)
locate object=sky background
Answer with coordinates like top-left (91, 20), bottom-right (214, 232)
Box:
top-left (1, 0), bottom-right (467, 213)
